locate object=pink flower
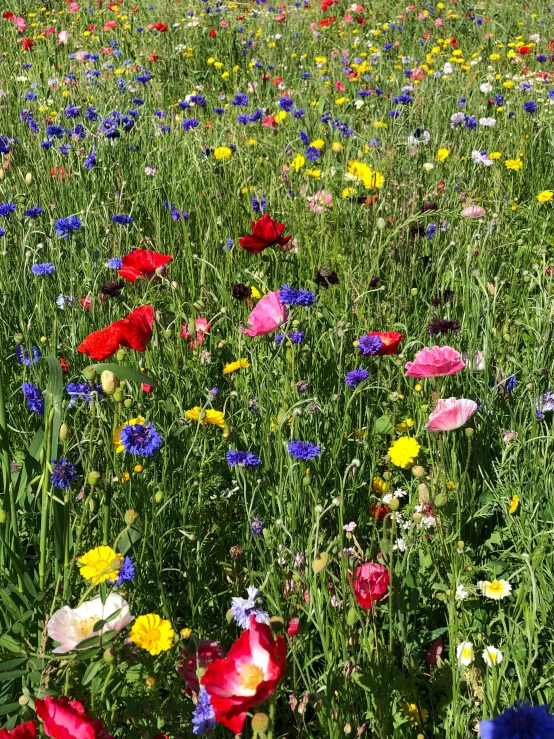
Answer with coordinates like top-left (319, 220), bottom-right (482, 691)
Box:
top-left (181, 317), bottom-right (212, 348)
top-left (58, 30), bottom-right (69, 44)
top-left (435, 17), bottom-right (443, 25)
top-left (425, 398), bottom-right (478, 432)
top-left (405, 346), bottom-right (465, 378)
top-left (307, 190), bottom-right (333, 214)
top-left (68, 2), bottom-right (80, 11)
top-left (352, 562), bottom-right (390, 609)
top-left (44, 27), bottom-right (56, 36)
top-left (243, 290), bottom-right (288, 337)
top-left (14, 17), bottom-right (26, 31)
top-left (410, 67), bottom-right (426, 80)
top-left (262, 115), bottom-right (277, 128)
top-left (343, 521), bottom-right (357, 532)
top-left (461, 205), bottom-right (485, 218)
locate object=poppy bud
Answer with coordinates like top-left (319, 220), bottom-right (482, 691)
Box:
top-left (346, 607), bottom-right (357, 626)
top-left (84, 366), bottom-right (97, 381)
top-left (0, 509), bottom-right (6, 524)
top-left (116, 349), bottom-right (127, 361)
top-left (59, 423), bottom-right (69, 441)
top-left (18, 695), bottom-right (29, 707)
top-left (154, 491), bottom-right (164, 504)
top-left (312, 552), bottom-right (329, 573)
top-left (412, 465), bottom-right (425, 478)
top-left (251, 714), bottom-right (269, 732)
top-left (287, 617), bottom-right (300, 637)
top-left (87, 471), bottom-right (100, 486)
top-left (25, 172), bottom-right (32, 185)
top-left (103, 648), bottom-right (115, 664)
top-left (125, 509), bottom-right (138, 526)
top-left (101, 370), bottom-right (116, 394)
top-left (14, 333), bottom-right (23, 345)
top-left (123, 398), bottom-right (133, 408)
top-left (113, 388), bottom-right (124, 403)
top-left (434, 493), bottom-right (447, 507)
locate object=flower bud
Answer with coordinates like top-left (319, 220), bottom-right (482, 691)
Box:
top-left (312, 552), bottom-right (329, 573)
top-left (0, 509), bottom-right (6, 524)
top-left (103, 648), bottom-right (115, 664)
top-left (116, 349), bottom-right (127, 361)
top-left (59, 423), bottom-right (69, 441)
top-left (125, 509), bottom-right (138, 526)
top-left (465, 427), bottom-right (474, 437)
top-left (87, 471), bottom-right (101, 486)
top-left (346, 607), bottom-right (357, 626)
top-left (123, 398), bottom-right (133, 408)
top-left (418, 483), bottom-right (430, 503)
top-left (388, 497), bottom-right (400, 511)
top-left (412, 511), bottom-right (423, 523)
top-left (410, 287), bottom-right (418, 296)
top-left (84, 366), bottom-right (97, 381)
top-left (434, 493), bottom-right (447, 507)
top-left (101, 370), bottom-right (116, 395)
top-left (18, 695), bottom-right (29, 707)
top-left (25, 172), bottom-right (32, 185)
top-left (14, 333), bottom-right (23, 345)
top-left (332, 142), bottom-right (343, 153)
top-left (379, 538), bottom-right (391, 554)
top-left (145, 677), bottom-right (156, 688)
top-left (180, 628), bottom-right (192, 640)
top-left (154, 491), bottom-right (164, 504)
top-left (113, 388), bottom-right (124, 403)
top-left (412, 465), bottom-right (425, 478)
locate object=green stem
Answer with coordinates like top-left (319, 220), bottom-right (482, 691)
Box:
top-left (39, 409), bottom-right (54, 591)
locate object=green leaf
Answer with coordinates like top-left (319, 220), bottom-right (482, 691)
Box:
top-left (374, 416), bottom-right (393, 435)
top-left (45, 356), bottom-right (64, 455)
top-left (83, 660), bottom-right (106, 686)
top-left (87, 363), bottom-right (158, 388)
top-left (0, 658), bottom-right (26, 673)
top-left (118, 526), bottom-right (143, 556)
top-left (15, 426), bottom-right (45, 506)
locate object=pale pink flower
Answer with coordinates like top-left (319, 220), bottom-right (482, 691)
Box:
top-left (68, 2), bottom-right (80, 11)
top-left (75, 50), bottom-right (88, 61)
top-left (343, 521), bottom-right (357, 532)
top-left (58, 30), bottom-right (69, 44)
top-left (243, 290), bottom-right (288, 337)
top-left (181, 317), bottom-right (212, 349)
top-left (307, 190), bottom-right (333, 214)
top-left (405, 345), bottom-right (465, 378)
top-left (425, 398), bottom-right (477, 432)
top-left (461, 205), bottom-right (485, 218)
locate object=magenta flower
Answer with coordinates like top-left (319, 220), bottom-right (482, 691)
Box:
top-left (425, 398), bottom-right (477, 432)
top-left (243, 290), bottom-right (288, 337)
top-left (405, 346), bottom-right (465, 378)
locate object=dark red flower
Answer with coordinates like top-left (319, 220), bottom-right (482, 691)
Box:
top-left (238, 214), bottom-right (291, 254)
top-left (370, 503), bottom-right (391, 521)
top-left (425, 637), bottom-right (443, 666)
top-left (209, 28), bottom-right (217, 36)
top-left (21, 38), bottom-right (35, 51)
top-left (352, 562), bottom-right (390, 610)
top-left (118, 249), bottom-right (173, 283)
top-left (59, 357), bottom-right (70, 375)
top-left (287, 617), bottom-right (300, 638)
top-left (0, 722), bottom-right (37, 739)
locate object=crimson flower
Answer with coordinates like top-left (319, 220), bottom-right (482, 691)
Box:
top-left (0, 722), bottom-right (37, 739)
top-left (21, 38), bottom-right (35, 51)
top-left (35, 696), bottom-right (112, 739)
top-left (352, 562), bottom-right (390, 610)
top-left (118, 249), bottom-right (173, 283)
top-left (238, 214), bottom-right (291, 254)
top-left (152, 21), bottom-right (167, 31)
top-left (202, 616), bottom-right (286, 733)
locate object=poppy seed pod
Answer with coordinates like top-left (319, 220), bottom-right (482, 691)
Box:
top-left (101, 370), bottom-right (116, 395)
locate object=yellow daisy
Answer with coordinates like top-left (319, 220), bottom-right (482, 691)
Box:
top-left (387, 437), bottom-right (421, 469)
top-left (129, 614), bottom-right (175, 655)
top-left (537, 190), bottom-right (554, 202)
top-left (223, 358), bottom-right (250, 375)
top-left (78, 546), bottom-right (123, 585)
top-left (213, 146), bottom-right (232, 160)
top-left (508, 494), bottom-right (519, 514)
top-left (185, 407), bottom-right (226, 428)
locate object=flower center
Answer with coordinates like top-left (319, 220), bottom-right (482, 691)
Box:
top-left (461, 648), bottom-right (472, 660)
top-left (143, 628), bottom-right (161, 647)
top-left (238, 663), bottom-right (264, 691)
top-left (488, 581), bottom-right (502, 593)
top-left (78, 617), bottom-right (99, 637)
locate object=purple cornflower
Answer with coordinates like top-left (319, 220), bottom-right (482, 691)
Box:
top-left (288, 440), bottom-right (321, 460)
top-left (279, 284), bottom-right (316, 307)
top-left (250, 515), bottom-right (264, 535)
top-left (119, 421), bottom-right (162, 456)
top-left (21, 383), bottom-right (44, 416)
top-left (231, 587), bottom-right (270, 629)
top-left (15, 344), bottom-right (41, 366)
top-left (50, 458), bottom-right (78, 489)
top-left (226, 450), bottom-right (262, 468)
top-left (345, 369), bottom-right (369, 388)
top-left (192, 688), bottom-right (217, 736)
top-left (31, 263), bottom-right (56, 276)
top-left (480, 701), bottom-right (554, 739)
top-left (357, 335), bottom-right (383, 356)
top-left (107, 556), bottom-right (135, 587)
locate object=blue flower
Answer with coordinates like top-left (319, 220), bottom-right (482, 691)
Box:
top-left (231, 92), bottom-right (249, 106)
top-left (66, 382), bottom-right (104, 409)
top-left (288, 440), bottom-right (321, 460)
top-left (111, 214), bottom-right (133, 224)
top-left (182, 118), bottom-right (199, 131)
top-left (231, 586), bottom-right (270, 629)
top-left (119, 421), bottom-right (162, 456)
top-left (305, 146), bottom-right (320, 161)
top-left (279, 95), bottom-right (294, 111)
top-left (226, 450), bottom-right (262, 468)
top-left (32, 263), bottom-right (56, 276)
top-left (107, 257), bottom-right (123, 269)
top-left (357, 334), bottom-right (383, 356)
top-left (250, 515), bottom-right (264, 535)
top-left (21, 383), bottom-right (44, 416)
top-left (345, 369), bottom-right (369, 388)
top-left (192, 688), bottom-right (217, 736)
top-left (15, 344), bottom-right (41, 366)
top-left (24, 206), bottom-right (44, 218)
top-left (279, 284), bottom-right (316, 307)
top-left (55, 216), bottom-right (82, 239)
top-left (0, 203), bottom-right (16, 218)
top-left (523, 100), bottom-right (538, 114)
top-left (84, 150), bottom-right (97, 170)
top-left (107, 556), bottom-right (135, 587)
top-left (480, 701), bottom-right (554, 739)
top-left (51, 458), bottom-right (78, 489)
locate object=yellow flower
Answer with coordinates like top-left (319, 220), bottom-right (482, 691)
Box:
top-left (508, 494), bottom-right (519, 514)
top-left (332, 142), bottom-right (343, 153)
top-left (247, 138), bottom-right (257, 146)
top-left (113, 417), bottom-right (145, 453)
top-left (372, 476), bottom-right (391, 495)
top-left (396, 418), bottom-right (414, 432)
top-left (346, 160), bottom-right (384, 189)
top-left (388, 437), bottom-right (421, 469)
top-left (274, 110), bottom-right (287, 123)
top-left (134, 464), bottom-right (144, 473)
top-left (180, 627), bottom-right (193, 639)
top-left (121, 472), bottom-right (130, 483)
top-left (250, 286), bottom-right (261, 299)
top-left (537, 190), bottom-right (554, 202)
top-left (129, 614), bottom-right (175, 655)
top-left (78, 546), bottom-right (123, 585)
top-left (478, 579), bottom-right (512, 600)
top-left (505, 158), bottom-right (523, 171)
top-left (488, 151), bottom-right (502, 159)
top-left (342, 187), bottom-right (355, 198)
top-left (311, 138), bottom-right (325, 149)
top-left (436, 148), bottom-right (450, 162)
top-left (214, 146), bottom-right (232, 160)
top-left (291, 154), bottom-right (305, 172)
top-left (223, 358), bottom-right (250, 375)
top-left (414, 384), bottom-right (422, 392)
top-left (403, 703), bottom-right (429, 726)
top-left (305, 168), bottom-right (321, 178)
top-left (185, 407), bottom-right (226, 428)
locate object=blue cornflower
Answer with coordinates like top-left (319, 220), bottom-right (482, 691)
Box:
top-left (55, 216), bottom-right (82, 239)
top-left (252, 197), bottom-right (267, 213)
top-left (231, 586), bottom-right (270, 629)
top-left (15, 345), bottom-right (41, 366)
top-left (0, 228), bottom-right (5, 237)
top-left (299, 130), bottom-right (310, 145)
top-left (279, 95), bottom-right (294, 111)
top-left (231, 92), bottom-right (249, 106)
top-left (46, 125), bottom-right (64, 139)
top-left (457, 97), bottom-right (467, 107)
top-left (505, 375), bottom-right (517, 393)
top-left (279, 284), bottom-right (316, 307)
top-left (480, 701), bottom-right (554, 739)
top-left (357, 334), bottom-right (383, 356)
top-left (237, 114), bottom-right (249, 124)
top-left (392, 94), bottom-right (412, 104)
top-left (464, 116), bottom-right (477, 129)
top-left (345, 368), bottom-right (369, 388)
top-left (65, 104), bottom-right (80, 118)
top-left (32, 263), bottom-right (56, 276)
top-left (111, 214), bottom-right (133, 224)
top-left (227, 450), bottom-right (262, 468)
top-left (0, 203), bottom-right (16, 218)
top-left (21, 383), bottom-right (44, 416)
top-left (182, 118), bottom-right (199, 131)
top-left (290, 331), bottom-right (304, 344)
top-left (107, 257), bottom-right (123, 269)
top-left (389, 109), bottom-right (402, 118)
top-left (426, 224), bottom-right (437, 239)
top-left (50, 458), bottom-right (78, 489)
top-left (288, 440), bottom-right (321, 460)
top-left (305, 146), bottom-right (320, 161)
top-left (493, 93), bottom-right (505, 106)
top-left (59, 144), bottom-right (71, 156)
top-left (107, 556), bottom-right (135, 587)
top-left (66, 382), bottom-right (103, 409)
top-left (24, 206), bottom-right (44, 218)
top-left (119, 421), bottom-right (162, 456)
top-left (84, 150), bottom-right (96, 170)
top-left (523, 100), bottom-right (538, 113)
top-left (250, 515), bottom-right (264, 535)
top-left (192, 688), bottom-right (217, 736)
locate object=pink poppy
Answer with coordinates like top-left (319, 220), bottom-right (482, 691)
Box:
top-left (44, 27), bottom-right (56, 36)
top-left (425, 398), bottom-right (478, 432)
top-left (243, 290), bottom-right (288, 337)
top-left (58, 30), bottom-right (69, 44)
top-left (461, 205), bottom-right (485, 218)
top-left (405, 345), bottom-right (465, 378)
top-left (68, 2), bottom-right (80, 11)
top-left (181, 317), bottom-right (212, 349)
top-left (262, 115), bottom-right (277, 128)
top-left (14, 17), bottom-right (26, 31)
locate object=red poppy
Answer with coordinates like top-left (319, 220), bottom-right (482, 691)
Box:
top-left (202, 617), bottom-right (286, 734)
top-left (3, 12), bottom-right (15, 20)
top-left (59, 357), bottom-right (70, 375)
top-left (152, 21), bottom-right (167, 31)
top-left (352, 562), bottom-right (390, 610)
top-left (50, 166), bottom-right (70, 181)
top-left (118, 305), bottom-right (154, 352)
top-left (103, 19), bottom-right (117, 30)
top-left (272, 76), bottom-right (283, 85)
top-left (21, 38), bottom-right (35, 51)
top-left (77, 305), bottom-right (154, 360)
top-left (360, 331), bottom-right (404, 356)
top-left (320, 16), bottom-right (335, 26)
top-left (177, 640), bottom-right (224, 695)
top-left (209, 28), bottom-right (217, 37)
top-left (0, 722), bottom-right (37, 739)
top-left (517, 45), bottom-right (530, 54)
top-left (149, 52), bottom-right (159, 62)
top-left (370, 502), bottom-right (391, 521)
top-left (287, 617), bottom-right (300, 638)
top-left (118, 249), bottom-right (173, 283)
top-left (238, 214), bottom-right (291, 254)
top-left (35, 696), bottom-right (112, 739)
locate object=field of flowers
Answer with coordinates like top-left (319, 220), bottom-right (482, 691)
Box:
top-left (2, 0), bottom-right (554, 736)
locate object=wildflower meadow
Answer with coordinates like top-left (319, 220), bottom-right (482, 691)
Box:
top-left (2, 0), bottom-right (554, 736)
